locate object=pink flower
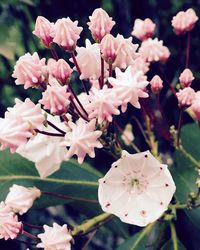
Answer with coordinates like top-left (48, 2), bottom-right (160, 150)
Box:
top-left (87, 8), bottom-right (115, 43)
top-left (160, 46), bottom-right (170, 63)
top-left (113, 35), bottom-right (138, 69)
top-left (150, 75), bottom-right (163, 93)
top-left (63, 119), bottom-right (102, 164)
top-left (172, 8), bottom-right (198, 35)
top-left (176, 87), bottom-right (195, 108)
top-left (39, 79), bottom-right (71, 115)
top-left (12, 52), bottom-right (47, 89)
top-left (191, 91), bottom-right (200, 121)
top-left (179, 68), bottom-right (194, 88)
top-left (6, 98), bottom-right (45, 130)
top-left (5, 185), bottom-right (41, 215)
top-left (87, 86), bottom-right (121, 123)
top-left (131, 57), bottom-right (150, 74)
top-left (98, 150), bottom-right (176, 226)
top-left (108, 66), bottom-right (149, 112)
top-left (51, 17), bottom-right (83, 51)
top-left (0, 202), bottom-right (22, 240)
top-left (33, 16), bottom-right (54, 47)
top-left (48, 59), bottom-right (73, 84)
top-left (139, 38), bottom-right (170, 63)
top-left (121, 124), bottom-right (134, 146)
top-left (100, 34), bottom-right (118, 64)
top-left (131, 18), bottom-right (156, 41)
top-left (37, 223), bottom-right (72, 250)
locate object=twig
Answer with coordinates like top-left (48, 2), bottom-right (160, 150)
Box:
top-left (47, 120), bottom-right (66, 134)
top-left (35, 129), bottom-right (64, 137)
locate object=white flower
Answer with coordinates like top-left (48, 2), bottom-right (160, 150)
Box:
top-left (108, 66), bottom-right (149, 112)
top-left (37, 223), bottom-right (72, 250)
top-left (98, 150), bottom-right (176, 227)
top-left (5, 184), bottom-right (41, 215)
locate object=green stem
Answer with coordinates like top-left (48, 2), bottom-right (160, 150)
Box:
top-left (179, 146), bottom-right (200, 168)
top-left (176, 109), bottom-right (183, 148)
top-left (169, 221), bottom-right (178, 250)
top-left (72, 213), bottom-right (111, 236)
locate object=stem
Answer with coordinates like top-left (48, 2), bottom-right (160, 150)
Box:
top-left (22, 221), bottom-right (43, 229)
top-left (35, 129), bottom-right (64, 137)
top-left (72, 213), bottom-right (111, 236)
top-left (42, 191), bottom-right (98, 204)
top-left (131, 116), bottom-right (149, 145)
top-left (70, 97), bottom-right (89, 121)
top-left (47, 120), bottom-right (66, 135)
top-left (61, 114), bottom-right (69, 123)
top-left (176, 109), bottom-right (183, 148)
top-left (81, 230), bottom-right (97, 250)
top-left (169, 222), bottom-right (178, 250)
top-left (179, 146), bottom-right (200, 168)
top-left (109, 64), bottom-right (112, 77)
top-left (14, 239), bottom-right (37, 246)
top-left (100, 57), bottom-right (104, 89)
top-left (185, 32), bottom-right (190, 68)
top-left (68, 107), bottom-right (79, 120)
top-left (50, 48), bottom-right (59, 61)
top-left (145, 115), bottom-right (158, 157)
top-left (22, 230), bottom-right (38, 240)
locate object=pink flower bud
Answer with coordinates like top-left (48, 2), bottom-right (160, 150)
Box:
top-left (176, 87), bottom-right (195, 108)
top-left (49, 59), bottom-right (73, 84)
top-left (87, 8), bottom-right (115, 43)
top-left (160, 46), bottom-right (170, 63)
top-left (191, 91), bottom-right (200, 121)
top-left (150, 75), bottom-right (163, 93)
top-left (39, 79), bottom-right (71, 115)
top-left (131, 18), bottom-right (156, 41)
top-left (179, 68), bottom-right (194, 88)
top-left (100, 34), bottom-right (118, 64)
top-left (33, 16), bottom-right (54, 47)
top-left (51, 17), bottom-right (83, 51)
top-left (12, 52), bottom-right (47, 89)
top-left (0, 202), bottom-right (22, 240)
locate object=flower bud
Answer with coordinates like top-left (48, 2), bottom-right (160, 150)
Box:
top-left (100, 34), bottom-right (117, 64)
top-left (176, 87), bottom-right (195, 108)
top-left (131, 18), bottom-right (156, 41)
top-left (191, 91), bottom-right (200, 121)
top-left (87, 8), bottom-right (115, 43)
top-left (121, 124), bottom-right (134, 145)
top-left (179, 68), bottom-right (194, 88)
top-left (150, 75), bottom-right (163, 93)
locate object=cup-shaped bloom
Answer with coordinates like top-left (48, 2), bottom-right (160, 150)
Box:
top-left (179, 68), bottom-right (194, 88)
top-left (0, 202), bottom-right (22, 240)
top-left (5, 185), bottom-right (41, 215)
top-left (33, 16), bottom-right (54, 47)
top-left (131, 18), bottom-right (156, 41)
top-left (12, 52), bottom-right (47, 89)
top-left (49, 59), bottom-right (73, 84)
top-left (87, 8), bottom-right (115, 43)
top-left (37, 223), bottom-right (72, 250)
top-left (98, 150), bottom-right (176, 227)
top-left (51, 17), bottom-right (83, 51)
top-left (63, 119), bottom-right (103, 164)
top-left (100, 34), bottom-right (118, 64)
top-left (176, 87), bottom-right (195, 108)
top-left (39, 79), bottom-right (71, 115)
top-left (150, 75), bottom-right (163, 93)
top-left (108, 66), bottom-right (149, 112)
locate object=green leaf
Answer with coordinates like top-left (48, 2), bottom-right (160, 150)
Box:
top-left (161, 239), bottom-right (186, 250)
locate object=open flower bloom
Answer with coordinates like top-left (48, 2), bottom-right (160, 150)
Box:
top-left (87, 86), bottom-right (121, 123)
top-left (113, 35), bottom-right (138, 69)
top-left (139, 38), bottom-right (170, 63)
top-left (33, 16), bottom-right (54, 47)
top-left (0, 202), bottom-right (22, 240)
top-left (37, 223), bottom-right (72, 250)
top-left (108, 66), bottom-right (149, 112)
top-left (131, 18), bottom-right (156, 41)
top-left (87, 8), bottom-right (115, 42)
top-left (98, 150), bottom-right (176, 227)
top-left (131, 57), bottom-right (150, 74)
top-left (12, 52), bottom-right (47, 89)
top-left (51, 17), bottom-right (83, 51)
top-left (179, 68), bottom-right (194, 88)
top-left (63, 119), bottom-right (102, 164)
top-left (176, 87), bottom-right (195, 108)
top-left (5, 185), bottom-right (41, 215)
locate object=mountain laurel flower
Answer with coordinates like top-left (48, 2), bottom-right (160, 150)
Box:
top-left (179, 68), bottom-right (194, 88)
top-left (6, 98), bottom-right (45, 131)
top-left (5, 185), bottom-right (41, 215)
top-left (139, 38), bottom-right (170, 63)
top-left (98, 150), bottom-right (176, 227)
top-left (87, 86), bottom-right (121, 123)
top-left (176, 87), bottom-right (195, 108)
top-left (0, 202), bottom-right (22, 240)
top-left (37, 223), bottom-right (72, 250)
top-left (191, 91), bottom-right (200, 121)
top-left (121, 124), bottom-right (134, 146)
top-left (33, 16), bottom-right (54, 47)
top-left (51, 17), bottom-right (83, 51)
top-left (159, 46), bottom-right (170, 63)
top-left (48, 59), bottom-right (73, 84)
top-left (12, 52), bottom-right (47, 89)
top-left (131, 57), bottom-right (150, 74)
top-left (108, 66), bottom-right (149, 112)
top-left (39, 79), bottom-right (71, 115)
top-left (131, 18), bottom-right (156, 41)
top-left (100, 34), bottom-right (118, 64)
top-left (150, 75), bottom-right (163, 93)
top-left (87, 8), bottom-right (115, 43)
top-left (113, 35), bottom-right (138, 69)
top-left (172, 8), bottom-right (198, 35)
top-left (63, 119), bottom-right (102, 164)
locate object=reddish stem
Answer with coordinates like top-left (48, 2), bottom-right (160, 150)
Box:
top-left (47, 120), bottom-right (66, 134)
top-left (109, 64), bottom-right (112, 77)
top-left (185, 32), bottom-right (190, 68)
top-left (35, 129), bottom-right (65, 137)
top-left (22, 230), bottom-right (38, 240)
top-left (50, 48), bottom-right (59, 61)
